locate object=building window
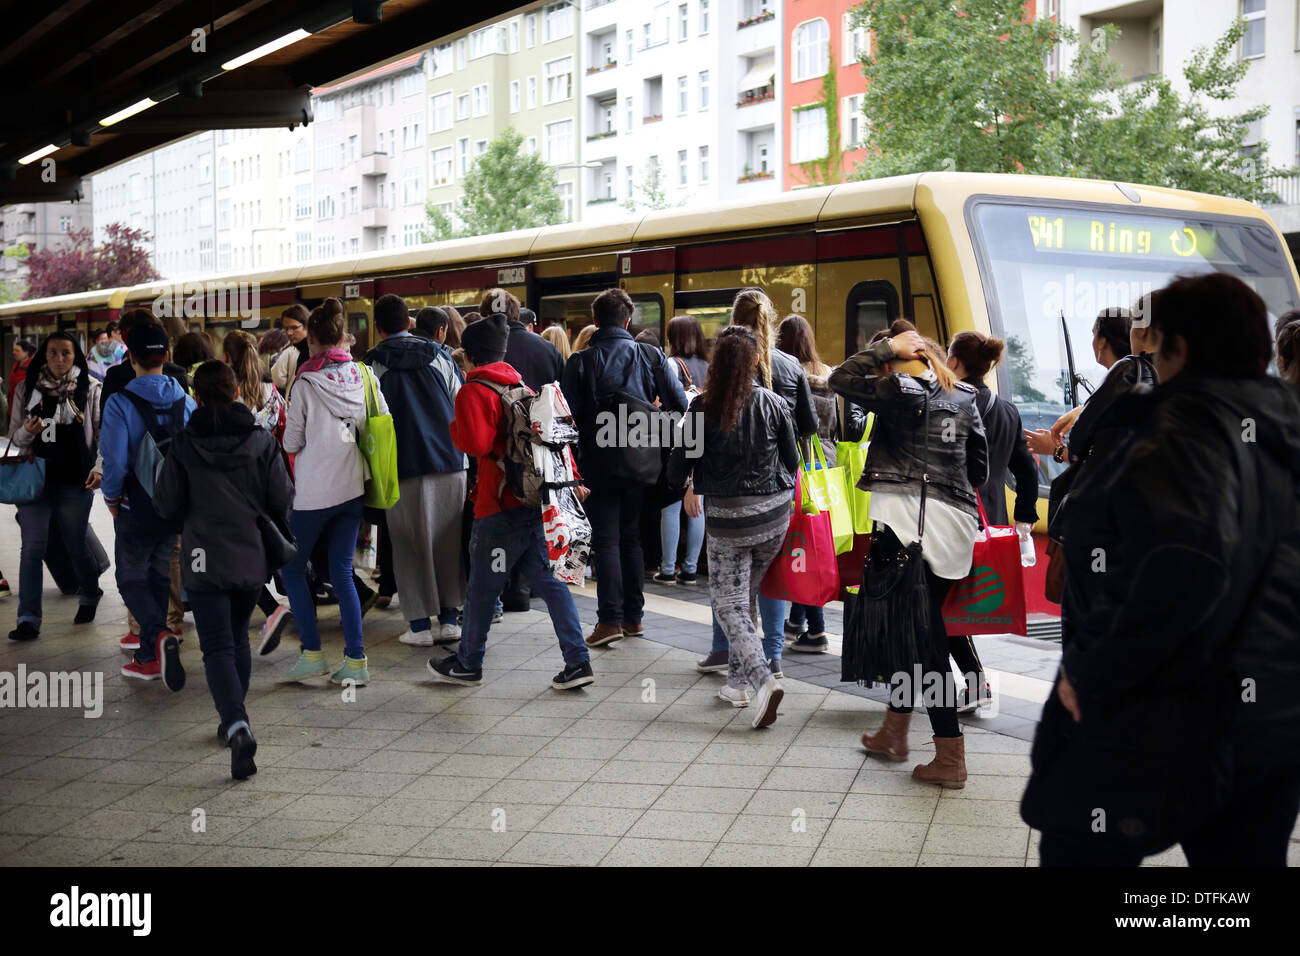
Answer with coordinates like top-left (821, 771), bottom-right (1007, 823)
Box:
top-left (678, 3), bottom-right (689, 41)
top-left (456, 38), bottom-right (466, 69)
top-left (475, 139), bottom-right (489, 156)
top-left (843, 11), bottom-right (867, 63)
top-left (626, 28), bottom-right (634, 63)
top-left (699, 145), bottom-right (709, 182)
top-left (510, 19), bottom-right (520, 53)
top-left (526, 13), bottom-right (537, 47)
top-left (219, 198), bottom-right (230, 229)
top-left (1241, 0), bottom-right (1265, 58)
top-left (625, 164), bottom-right (634, 198)
top-left (402, 113), bottom-right (423, 149)
top-left (457, 92), bottom-right (470, 120)
top-left (793, 19), bottom-right (830, 81)
top-left (218, 157), bottom-right (230, 187)
top-left (625, 96), bottom-right (634, 131)
top-left (218, 242), bottom-right (231, 271)
top-left (200, 238), bottom-right (214, 270)
top-left (544, 119), bottom-right (574, 164)
top-left (677, 75), bottom-right (688, 114)
top-left (316, 192), bottom-right (336, 220)
top-left (469, 24), bottom-right (508, 59)
top-left (431, 91), bottom-right (453, 132)
top-left (317, 235), bottom-right (335, 260)
top-left (472, 84), bottom-right (489, 117)
top-left (527, 76), bottom-right (538, 109)
top-left (844, 94), bottom-right (865, 148)
top-left (544, 56), bottom-right (574, 104)
top-left (431, 146), bottom-right (454, 186)
top-left (510, 80), bottom-right (521, 113)
top-left (431, 42), bottom-right (453, 77)
top-left (316, 139), bottom-right (333, 170)
top-left (699, 70), bottom-right (710, 109)
top-left (700, 0), bottom-right (710, 34)
top-left (457, 137), bottom-right (471, 176)
top-left (401, 71), bottom-right (421, 96)
top-left (349, 187), bottom-right (357, 213)
top-left (543, 2), bottom-right (574, 43)
top-left (677, 149), bottom-right (688, 186)
top-left (403, 168), bottom-right (424, 204)
top-left (58, 215), bottom-right (71, 233)
top-left (295, 184), bottom-right (311, 218)
top-left (557, 181), bottom-right (574, 221)
top-left (792, 107), bottom-right (829, 162)
top-left (526, 136), bottom-right (538, 154)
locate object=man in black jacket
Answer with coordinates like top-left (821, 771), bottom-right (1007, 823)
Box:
top-left (562, 288), bottom-right (688, 646)
top-left (1022, 273), bottom-right (1300, 867)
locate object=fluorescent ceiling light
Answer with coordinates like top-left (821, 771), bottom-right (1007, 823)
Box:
top-left (222, 28), bottom-right (311, 71)
top-left (100, 98), bottom-right (158, 126)
top-left (18, 144), bottom-right (59, 164)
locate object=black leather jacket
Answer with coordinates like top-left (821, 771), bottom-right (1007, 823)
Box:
top-left (666, 386), bottom-right (798, 497)
top-left (768, 348), bottom-right (820, 436)
top-left (828, 339), bottom-right (988, 516)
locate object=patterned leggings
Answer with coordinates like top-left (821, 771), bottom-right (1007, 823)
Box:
top-left (706, 528), bottom-right (786, 692)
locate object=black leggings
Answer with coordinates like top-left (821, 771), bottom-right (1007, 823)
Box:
top-left (877, 528), bottom-right (960, 738)
top-left (948, 634), bottom-right (985, 690)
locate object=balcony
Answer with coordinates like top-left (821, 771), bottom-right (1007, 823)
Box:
top-left (361, 204), bottom-right (389, 229)
top-left (737, 170), bottom-right (775, 184)
top-left (1261, 172), bottom-right (1300, 207)
top-left (643, 114), bottom-right (663, 124)
top-left (359, 152), bottom-right (389, 178)
top-left (586, 61), bottom-right (616, 75)
top-left (586, 129), bottom-right (617, 142)
top-left (737, 11), bottom-right (775, 29)
top-left (736, 89), bottom-right (774, 108)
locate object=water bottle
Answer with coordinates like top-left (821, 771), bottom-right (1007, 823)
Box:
top-left (1016, 523), bottom-right (1037, 567)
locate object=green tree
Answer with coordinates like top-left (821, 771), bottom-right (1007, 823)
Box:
top-left (796, 53), bottom-right (844, 187)
top-left (850, 0), bottom-right (1291, 201)
top-left (0, 242), bottom-right (28, 303)
top-left (621, 157), bottom-right (682, 212)
top-left (423, 128), bottom-right (564, 241)
top-left (1006, 335), bottom-right (1046, 403)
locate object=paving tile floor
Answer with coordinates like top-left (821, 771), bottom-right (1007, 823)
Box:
top-left (1, 513), bottom-right (1296, 866)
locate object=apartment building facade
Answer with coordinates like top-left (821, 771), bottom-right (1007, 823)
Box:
top-left (0, 199), bottom-right (94, 293)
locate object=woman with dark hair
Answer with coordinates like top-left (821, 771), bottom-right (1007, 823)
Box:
top-left (279, 298), bottom-right (388, 686)
top-left (653, 315), bottom-right (709, 587)
top-left (668, 326), bottom-right (798, 728)
top-left (1276, 309), bottom-right (1300, 386)
top-left (173, 332), bottom-right (216, 381)
top-left (443, 306), bottom-right (466, 349)
top-left (830, 318), bottom-right (989, 787)
top-left (945, 330), bottom-right (1041, 711)
top-left (1023, 272), bottom-right (1300, 866)
top-left (257, 328), bottom-right (291, 379)
top-left (634, 330), bottom-right (660, 348)
top-left (7, 332), bottom-right (103, 640)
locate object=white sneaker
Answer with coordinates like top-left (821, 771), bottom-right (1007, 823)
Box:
top-left (718, 685), bottom-right (751, 708)
top-left (438, 622), bottom-right (461, 643)
top-left (751, 676), bottom-right (784, 729)
top-left (397, 629), bottom-right (434, 647)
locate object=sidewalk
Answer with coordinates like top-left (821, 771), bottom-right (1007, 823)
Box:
top-left (0, 514), bottom-right (1233, 866)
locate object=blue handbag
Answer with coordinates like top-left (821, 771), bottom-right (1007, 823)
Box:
top-left (0, 431), bottom-right (47, 505)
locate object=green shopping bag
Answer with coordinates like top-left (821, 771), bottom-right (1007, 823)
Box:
top-left (802, 440), bottom-right (854, 556)
top-left (358, 364), bottom-right (400, 509)
top-left (836, 412), bottom-right (875, 535)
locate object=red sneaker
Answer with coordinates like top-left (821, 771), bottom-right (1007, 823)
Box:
top-left (119, 632), bottom-right (140, 650)
top-left (121, 658), bottom-right (161, 680)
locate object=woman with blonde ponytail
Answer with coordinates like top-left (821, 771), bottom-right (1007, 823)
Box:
top-left (692, 288), bottom-right (820, 679)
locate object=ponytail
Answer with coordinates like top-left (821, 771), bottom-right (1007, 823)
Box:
top-left (888, 318), bottom-right (958, 392)
top-left (731, 288), bottom-right (776, 388)
top-left (948, 330), bottom-right (1006, 382)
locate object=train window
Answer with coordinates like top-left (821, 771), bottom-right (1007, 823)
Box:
top-left (845, 280), bottom-right (899, 357)
top-left (538, 292), bottom-right (663, 345)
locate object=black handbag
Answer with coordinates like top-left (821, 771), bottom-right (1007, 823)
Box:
top-left (841, 389), bottom-right (932, 687)
top-left (223, 471), bottom-right (298, 571)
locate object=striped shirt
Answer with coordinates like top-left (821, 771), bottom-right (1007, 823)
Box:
top-left (704, 490), bottom-right (792, 547)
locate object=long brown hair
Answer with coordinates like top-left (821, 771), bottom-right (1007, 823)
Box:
top-left (888, 319), bottom-right (957, 392)
top-left (222, 330), bottom-right (268, 411)
top-left (701, 326), bottom-right (758, 431)
top-left (666, 314), bottom-right (707, 360)
top-left (775, 314), bottom-right (827, 376)
top-left (730, 288), bottom-right (776, 388)
top-left (443, 305), bottom-right (465, 348)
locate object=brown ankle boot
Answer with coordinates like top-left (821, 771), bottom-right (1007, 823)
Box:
top-left (912, 735), bottom-right (967, 788)
top-left (861, 710), bottom-right (911, 761)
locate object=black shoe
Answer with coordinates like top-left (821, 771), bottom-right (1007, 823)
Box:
top-left (0, 577), bottom-right (9, 597)
top-left (769, 658), bottom-right (784, 680)
top-left (426, 653), bottom-right (483, 686)
top-left (229, 727), bottom-right (258, 780)
top-left (788, 633), bottom-right (829, 654)
top-left (783, 619), bottom-right (808, 638)
top-left (357, 584), bottom-right (378, 617)
top-left (676, 571), bottom-right (698, 585)
top-left (552, 660), bottom-right (595, 690)
top-left (695, 650), bottom-right (729, 673)
top-left (159, 633), bottom-right (186, 692)
top-left (217, 724), bottom-right (229, 747)
top-left (74, 603), bottom-right (99, 625)
top-left (502, 598), bottom-right (530, 613)
top-left (651, 572), bottom-right (676, 586)
top-left (7, 621), bottom-right (38, 642)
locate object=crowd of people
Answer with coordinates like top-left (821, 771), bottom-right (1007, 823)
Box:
top-left (2, 275), bottom-right (1297, 868)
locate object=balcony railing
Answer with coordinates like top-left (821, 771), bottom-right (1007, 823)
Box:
top-left (737, 170), bottom-right (774, 183)
top-left (586, 129), bottom-right (617, 141)
top-left (1260, 172), bottom-right (1300, 206)
top-left (587, 197), bottom-right (617, 205)
top-left (737, 11), bottom-right (775, 29)
top-left (736, 89), bottom-right (774, 108)
top-left (643, 114), bottom-right (663, 124)
top-left (586, 61), bottom-right (616, 74)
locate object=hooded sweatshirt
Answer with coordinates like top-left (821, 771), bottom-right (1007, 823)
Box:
top-left (283, 353), bottom-right (389, 510)
top-left (152, 402), bottom-right (294, 590)
top-left (100, 373), bottom-right (195, 511)
top-left (365, 332), bottom-right (465, 478)
top-left (449, 361), bottom-right (527, 519)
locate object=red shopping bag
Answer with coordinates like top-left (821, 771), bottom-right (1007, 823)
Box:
top-left (941, 495), bottom-right (1027, 636)
top-left (761, 472), bottom-right (840, 606)
top-left (836, 532), bottom-right (872, 596)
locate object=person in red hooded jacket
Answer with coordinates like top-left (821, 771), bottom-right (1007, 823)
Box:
top-left (427, 313), bottom-right (596, 692)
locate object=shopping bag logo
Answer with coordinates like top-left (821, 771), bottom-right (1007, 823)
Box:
top-left (360, 432), bottom-right (376, 455)
top-left (949, 566), bottom-right (1005, 614)
top-left (783, 531), bottom-right (806, 557)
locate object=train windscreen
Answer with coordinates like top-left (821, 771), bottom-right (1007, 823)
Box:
top-left (969, 200), bottom-right (1300, 486)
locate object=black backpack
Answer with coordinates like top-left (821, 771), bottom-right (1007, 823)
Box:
top-left (581, 343), bottom-right (664, 486)
top-left (120, 391), bottom-right (187, 534)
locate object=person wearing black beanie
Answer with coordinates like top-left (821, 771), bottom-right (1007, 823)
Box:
top-left (460, 312), bottom-right (509, 366)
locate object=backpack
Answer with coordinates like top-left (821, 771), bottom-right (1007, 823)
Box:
top-left (121, 391), bottom-right (188, 532)
top-left (581, 343), bottom-right (664, 485)
top-left (469, 378), bottom-right (581, 508)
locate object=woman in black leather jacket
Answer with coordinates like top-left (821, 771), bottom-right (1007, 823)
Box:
top-left (668, 327), bottom-right (798, 730)
top-left (829, 319), bottom-right (988, 788)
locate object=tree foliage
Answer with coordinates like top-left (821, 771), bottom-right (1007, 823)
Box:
top-left (23, 223), bottom-right (159, 299)
top-left (622, 158), bottom-right (684, 212)
top-left (423, 128), bottom-right (565, 241)
top-left (850, 0), bottom-right (1291, 201)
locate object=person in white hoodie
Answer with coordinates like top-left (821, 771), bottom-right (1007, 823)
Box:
top-left (279, 298), bottom-right (389, 686)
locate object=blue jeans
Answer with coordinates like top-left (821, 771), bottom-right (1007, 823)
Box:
top-left (456, 507), bottom-right (588, 671)
top-left (660, 499), bottom-right (705, 576)
top-left (282, 496), bottom-right (365, 657)
top-left (114, 510), bottom-right (177, 664)
top-left (788, 602), bottom-right (826, 633)
top-left (712, 594), bottom-right (788, 662)
top-left (15, 483), bottom-right (100, 628)
top-left (188, 587), bottom-right (259, 734)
